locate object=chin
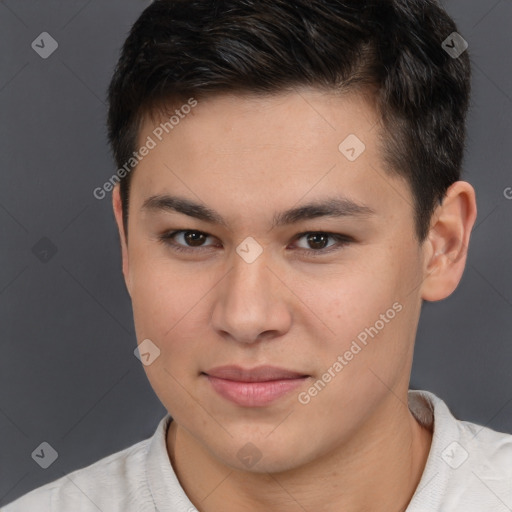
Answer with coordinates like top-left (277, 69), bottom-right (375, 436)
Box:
top-left (207, 434), bottom-right (315, 475)
top-left (226, 452), bottom-right (303, 475)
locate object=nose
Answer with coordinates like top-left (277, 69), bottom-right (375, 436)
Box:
top-left (210, 249), bottom-right (293, 344)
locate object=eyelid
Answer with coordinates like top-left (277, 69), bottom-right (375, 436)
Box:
top-left (158, 229), bottom-right (353, 255)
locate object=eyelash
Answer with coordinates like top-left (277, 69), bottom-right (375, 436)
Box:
top-left (157, 230), bottom-right (353, 257)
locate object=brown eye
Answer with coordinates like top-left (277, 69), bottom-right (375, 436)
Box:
top-left (304, 233), bottom-right (330, 250)
top-left (158, 229), bottom-right (352, 257)
top-left (293, 232), bottom-right (352, 255)
top-left (158, 230), bottom-right (217, 253)
top-left (182, 231), bottom-right (208, 247)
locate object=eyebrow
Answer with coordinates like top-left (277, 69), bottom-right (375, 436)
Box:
top-left (141, 194), bottom-right (376, 229)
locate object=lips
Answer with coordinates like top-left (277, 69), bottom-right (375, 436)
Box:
top-left (203, 365), bottom-right (308, 382)
top-left (202, 365), bottom-right (310, 407)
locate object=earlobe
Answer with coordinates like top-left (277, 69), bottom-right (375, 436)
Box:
top-left (112, 185), bottom-right (132, 296)
top-left (420, 181), bottom-right (477, 302)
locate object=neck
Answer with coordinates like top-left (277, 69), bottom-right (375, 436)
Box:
top-left (166, 393), bottom-right (433, 512)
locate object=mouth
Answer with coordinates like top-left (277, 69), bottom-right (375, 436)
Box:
top-left (201, 365), bottom-right (311, 407)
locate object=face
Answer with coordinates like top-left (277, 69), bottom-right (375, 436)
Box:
top-left (113, 89), bottom-right (429, 473)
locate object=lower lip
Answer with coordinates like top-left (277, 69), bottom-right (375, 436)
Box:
top-left (204, 374), bottom-right (308, 407)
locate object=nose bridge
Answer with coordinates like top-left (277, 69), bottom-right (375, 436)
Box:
top-left (226, 247), bottom-right (274, 311)
top-left (211, 245), bottom-right (290, 342)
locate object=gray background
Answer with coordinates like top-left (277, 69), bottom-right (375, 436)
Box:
top-left (1, 0), bottom-right (511, 506)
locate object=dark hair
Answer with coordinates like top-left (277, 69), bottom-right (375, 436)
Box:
top-left (107, 0), bottom-right (471, 244)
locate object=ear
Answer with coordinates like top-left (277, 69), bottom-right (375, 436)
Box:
top-left (420, 181), bottom-right (477, 302)
top-left (112, 184), bottom-right (132, 296)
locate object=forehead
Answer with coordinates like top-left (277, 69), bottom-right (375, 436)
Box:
top-left (140, 89), bottom-right (379, 152)
top-left (131, 89), bottom-right (412, 228)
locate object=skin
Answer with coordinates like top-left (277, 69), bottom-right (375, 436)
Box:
top-left (112, 88), bottom-right (477, 512)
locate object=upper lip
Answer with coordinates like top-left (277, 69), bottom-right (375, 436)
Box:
top-left (203, 365), bottom-right (309, 382)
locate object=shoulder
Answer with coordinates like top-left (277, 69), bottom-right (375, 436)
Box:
top-left (2, 435), bottom-right (154, 512)
top-left (408, 390), bottom-right (512, 511)
top-left (457, 415), bottom-right (512, 476)
top-left (438, 414), bottom-right (512, 510)
top-left (426, 390), bottom-right (512, 476)
top-left (410, 389), bottom-right (512, 469)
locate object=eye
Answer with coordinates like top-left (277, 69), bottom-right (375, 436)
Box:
top-left (291, 231), bottom-right (352, 256)
top-left (158, 230), bottom-right (218, 253)
top-left (158, 230), bottom-right (353, 256)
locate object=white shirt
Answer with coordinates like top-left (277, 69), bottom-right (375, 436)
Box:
top-left (3, 390), bottom-right (512, 511)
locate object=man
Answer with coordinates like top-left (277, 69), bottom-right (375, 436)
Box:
top-left (4, 0), bottom-right (512, 511)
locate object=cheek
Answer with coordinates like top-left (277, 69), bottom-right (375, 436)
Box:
top-left (314, 254), bottom-right (414, 370)
top-left (129, 258), bottom-right (215, 360)
top-left (129, 265), bottom-right (205, 408)
top-left (130, 274), bottom-right (174, 336)
top-left (129, 247), bottom-right (196, 328)
top-left (319, 266), bottom-right (393, 331)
